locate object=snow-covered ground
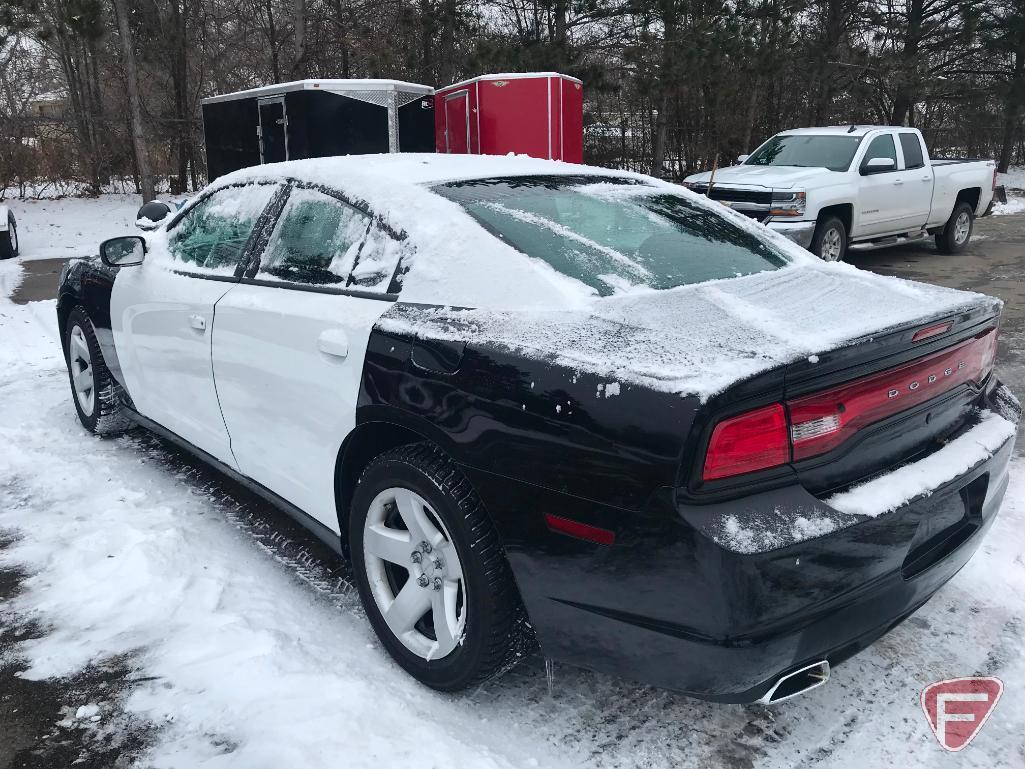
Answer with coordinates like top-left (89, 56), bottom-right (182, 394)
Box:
top-left (997, 165), bottom-right (1025, 192)
top-left (1, 260), bottom-right (1024, 763)
top-left (993, 195), bottom-right (1025, 216)
top-left (7, 195), bottom-right (142, 261)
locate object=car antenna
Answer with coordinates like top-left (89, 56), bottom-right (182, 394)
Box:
top-left (847, 124), bottom-right (857, 133)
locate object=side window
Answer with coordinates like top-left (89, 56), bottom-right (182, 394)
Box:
top-left (861, 134), bottom-right (898, 172)
top-left (168, 184), bottom-right (278, 273)
top-left (255, 187), bottom-right (372, 286)
top-left (349, 223), bottom-right (410, 294)
top-left (899, 133), bottom-right (924, 169)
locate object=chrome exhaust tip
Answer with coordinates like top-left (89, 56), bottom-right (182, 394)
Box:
top-left (756, 660), bottom-right (830, 705)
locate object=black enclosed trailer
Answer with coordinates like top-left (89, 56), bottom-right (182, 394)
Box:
top-left (201, 79), bottom-right (435, 180)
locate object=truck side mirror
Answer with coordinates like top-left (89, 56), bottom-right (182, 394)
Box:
top-left (737, 154), bottom-right (750, 163)
top-left (862, 157), bottom-right (896, 175)
top-left (136, 200), bottom-right (173, 231)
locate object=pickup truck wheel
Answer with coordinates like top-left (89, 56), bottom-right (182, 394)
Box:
top-left (63, 306), bottom-right (132, 435)
top-left (935, 202), bottom-right (974, 254)
top-left (811, 216), bottom-right (847, 262)
top-left (0, 214), bottom-right (17, 259)
top-left (349, 442), bottom-right (530, 691)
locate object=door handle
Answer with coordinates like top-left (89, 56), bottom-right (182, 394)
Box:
top-left (921, 176), bottom-right (931, 182)
top-left (317, 329), bottom-right (349, 359)
top-left (893, 179), bottom-right (904, 185)
top-left (188, 314), bottom-right (206, 331)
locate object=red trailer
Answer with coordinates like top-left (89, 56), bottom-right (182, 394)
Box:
top-left (434, 73), bottom-right (583, 163)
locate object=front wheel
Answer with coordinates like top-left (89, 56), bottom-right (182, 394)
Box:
top-left (63, 306), bottom-right (132, 435)
top-left (349, 443), bottom-right (529, 691)
top-left (0, 214), bottom-right (17, 259)
top-left (810, 216), bottom-right (847, 262)
top-left (935, 201), bottom-right (974, 254)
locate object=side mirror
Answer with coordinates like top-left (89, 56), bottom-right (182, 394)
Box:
top-left (737, 154), bottom-right (750, 163)
top-left (862, 157), bottom-right (896, 174)
top-left (136, 200), bottom-right (173, 231)
top-left (100, 236), bottom-right (146, 267)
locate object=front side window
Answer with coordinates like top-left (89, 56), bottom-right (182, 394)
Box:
top-left (255, 187), bottom-right (372, 286)
top-left (899, 133), bottom-right (925, 169)
top-left (861, 134), bottom-right (898, 171)
top-left (745, 134), bottom-right (862, 172)
top-left (168, 184), bottom-right (278, 273)
top-left (436, 176), bottom-right (790, 297)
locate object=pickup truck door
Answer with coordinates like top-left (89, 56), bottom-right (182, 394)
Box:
top-left (855, 132), bottom-right (907, 237)
top-left (210, 186), bottom-right (401, 530)
top-left (896, 131), bottom-right (933, 228)
top-left (110, 183), bottom-right (280, 466)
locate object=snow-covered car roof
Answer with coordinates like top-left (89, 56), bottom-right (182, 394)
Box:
top-left (176, 154), bottom-right (999, 402)
top-left (773, 126), bottom-right (891, 138)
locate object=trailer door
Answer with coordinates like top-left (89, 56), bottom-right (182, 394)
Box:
top-left (444, 90), bottom-right (470, 153)
top-left (258, 97), bottom-right (288, 163)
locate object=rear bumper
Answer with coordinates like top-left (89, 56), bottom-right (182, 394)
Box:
top-left (471, 387), bottom-right (1019, 702)
top-left (767, 219), bottom-right (816, 249)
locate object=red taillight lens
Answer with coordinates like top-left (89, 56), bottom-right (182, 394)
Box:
top-left (787, 328), bottom-right (997, 461)
top-left (702, 403), bottom-right (789, 481)
top-left (701, 328), bottom-right (998, 481)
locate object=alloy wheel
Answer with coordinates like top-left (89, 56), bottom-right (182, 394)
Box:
top-left (69, 325), bottom-right (95, 416)
top-left (820, 226), bottom-right (843, 261)
top-left (953, 211), bottom-right (971, 245)
top-left (363, 487), bottom-right (466, 660)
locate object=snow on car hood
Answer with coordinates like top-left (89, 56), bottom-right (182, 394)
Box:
top-left (380, 261), bottom-right (1000, 402)
top-left (684, 164), bottom-right (836, 189)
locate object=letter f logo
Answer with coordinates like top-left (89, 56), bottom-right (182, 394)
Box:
top-left (922, 677), bottom-right (1003, 751)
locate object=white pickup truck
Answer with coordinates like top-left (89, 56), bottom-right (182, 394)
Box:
top-left (683, 126), bottom-right (996, 261)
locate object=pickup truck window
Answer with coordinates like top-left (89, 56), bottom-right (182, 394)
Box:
top-left (437, 176), bottom-right (789, 297)
top-left (745, 135), bottom-right (862, 172)
top-left (861, 134), bottom-right (898, 171)
top-left (899, 133), bottom-right (925, 169)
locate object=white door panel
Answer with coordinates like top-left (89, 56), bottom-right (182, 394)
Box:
top-left (211, 285), bottom-right (391, 531)
top-left (111, 264), bottom-right (237, 465)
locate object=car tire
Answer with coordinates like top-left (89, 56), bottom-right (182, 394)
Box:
top-left (810, 216), bottom-right (847, 262)
top-left (63, 306), bottom-right (132, 435)
top-left (0, 214), bottom-right (17, 259)
top-left (349, 442), bottom-right (530, 691)
top-left (935, 201), bottom-right (974, 254)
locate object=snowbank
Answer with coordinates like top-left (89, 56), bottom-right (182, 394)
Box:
top-left (993, 195), bottom-right (1025, 216)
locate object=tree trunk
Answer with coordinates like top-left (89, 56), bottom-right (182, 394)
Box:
top-left (293, 0), bottom-right (307, 77)
top-left (112, 0), bottom-right (155, 202)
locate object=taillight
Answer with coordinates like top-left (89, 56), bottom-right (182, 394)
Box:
top-left (702, 328), bottom-right (998, 481)
top-left (993, 168), bottom-right (998, 191)
top-left (703, 403), bottom-right (789, 481)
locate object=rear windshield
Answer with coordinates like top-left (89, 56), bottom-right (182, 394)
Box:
top-left (745, 134), bottom-right (862, 172)
top-left (434, 176), bottom-right (789, 297)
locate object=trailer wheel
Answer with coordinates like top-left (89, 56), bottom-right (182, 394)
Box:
top-left (935, 202), bottom-right (973, 254)
top-left (811, 216), bottom-right (847, 262)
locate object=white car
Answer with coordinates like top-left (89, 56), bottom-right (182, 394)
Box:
top-left (683, 126), bottom-right (996, 261)
top-left (0, 204), bottom-right (18, 259)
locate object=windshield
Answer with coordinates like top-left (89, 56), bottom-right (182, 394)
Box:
top-left (745, 134), bottom-right (862, 172)
top-left (435, 176), bottom-right (790, 297)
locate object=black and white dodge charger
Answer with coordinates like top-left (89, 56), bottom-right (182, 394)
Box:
top-left (58, 154), bottom-right (1019, 704)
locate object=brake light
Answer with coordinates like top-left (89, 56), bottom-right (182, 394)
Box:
top-left (701, 328), bottom-right (998, 481)
top-left (703, 403), bottom-right (789, 481)
top-left (993, 168), bottom-right (998, 191)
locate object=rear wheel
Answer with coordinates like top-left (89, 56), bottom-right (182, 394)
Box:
top-left (935, 201), bottom-right (974, 254)
top-left (0, 214), bottom-right (17, 259)
top-left (811, 216), bottom-right (847, 262)
top-left (349, 443), bottom-right (529, 691)
top-left (63, 306), bottom-right (131, 435)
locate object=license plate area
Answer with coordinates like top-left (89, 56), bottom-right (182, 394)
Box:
top-left (901, 473), bottom-right (988, 580)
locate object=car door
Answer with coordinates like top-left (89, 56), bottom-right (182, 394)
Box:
top-left (110, 183), bottom-right (280, 466)
top-left (211, 185), bottom-right (407, 530)
top-left (855, 132), bottom-right (906, 237)
top-left (896, 131), bottom-right (933, 228)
